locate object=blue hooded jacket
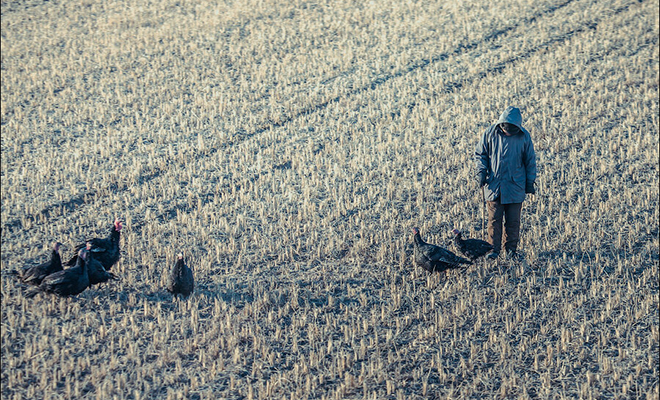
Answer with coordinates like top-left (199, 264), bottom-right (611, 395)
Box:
top-left (475, 106), bottom-right (537, 204)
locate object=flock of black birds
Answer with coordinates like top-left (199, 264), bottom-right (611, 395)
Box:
top-left (14, 219), bottom-right (492, 299)
top-left (412, 227), bottom-right (494, 273)
top-left (13, 218), bottom-right (194, 299)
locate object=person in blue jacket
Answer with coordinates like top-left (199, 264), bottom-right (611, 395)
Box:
top-left (475, 106), bottom-right (537, 260)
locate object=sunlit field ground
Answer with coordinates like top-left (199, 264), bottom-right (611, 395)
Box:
top-left (1, 0), bottom-right (658, 398)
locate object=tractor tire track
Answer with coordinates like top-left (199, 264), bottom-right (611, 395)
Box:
top-left (393, 0), bottom-right (651, 119)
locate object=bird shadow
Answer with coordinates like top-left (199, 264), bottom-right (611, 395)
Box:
top-left (126, 278), bottom-right (256, 308)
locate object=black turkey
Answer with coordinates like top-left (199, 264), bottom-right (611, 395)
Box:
top-left (66, 218), bottom-right (122, 270)
top-left (167, 254), bottom-right (194, 297)
top-left (18, 242), bottom-right (64, 286)
top-left (85, 242), bottom-right (119, 286)
top-left (26, 248), bottom-right (90, 298)
top-left (412, 227), bottom-right (471, 273)
top-left (451, 229), bottom-right (494, 261)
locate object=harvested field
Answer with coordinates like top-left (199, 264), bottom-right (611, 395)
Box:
top-left (1, 0), bottom-right (658, 398)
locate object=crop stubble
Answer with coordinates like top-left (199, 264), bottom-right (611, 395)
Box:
top-left (1, 0), bottom-right (658, 399)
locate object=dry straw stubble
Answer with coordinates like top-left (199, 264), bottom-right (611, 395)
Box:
top-left (1, 0), bottom-right (658, 399)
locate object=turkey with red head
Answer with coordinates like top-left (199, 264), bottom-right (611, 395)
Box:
top-left (412, 227), bottom-right (471, 273)
top-left (66, 218), bottom-right (123, 271)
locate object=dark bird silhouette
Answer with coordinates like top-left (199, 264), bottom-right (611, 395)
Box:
top-left (412, 227), bottom-right (471, 273)
top-left (66, 218), bottom-right (123, 270)
top-left (451, 229), bottom-right (494, 261)
top-left (85, 242), bottom-right (119, 286)
top-left (26, 248), bottom-right (90, 298)
top-left (17, 242), bottom-right (64, 286)
top-left (167, 254), bottom-right (194, 297)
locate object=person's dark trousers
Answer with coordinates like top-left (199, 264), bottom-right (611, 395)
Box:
top-left (486, 199), bottom-right (523, 254)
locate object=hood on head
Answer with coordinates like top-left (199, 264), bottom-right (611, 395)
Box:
top-left (496, 106), bottom-right (523, 131)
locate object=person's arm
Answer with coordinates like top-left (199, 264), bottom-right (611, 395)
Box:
top-left (524, 135), bottom-right (537, 193)
top-left (475, 131), bottom-right (490, 187)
